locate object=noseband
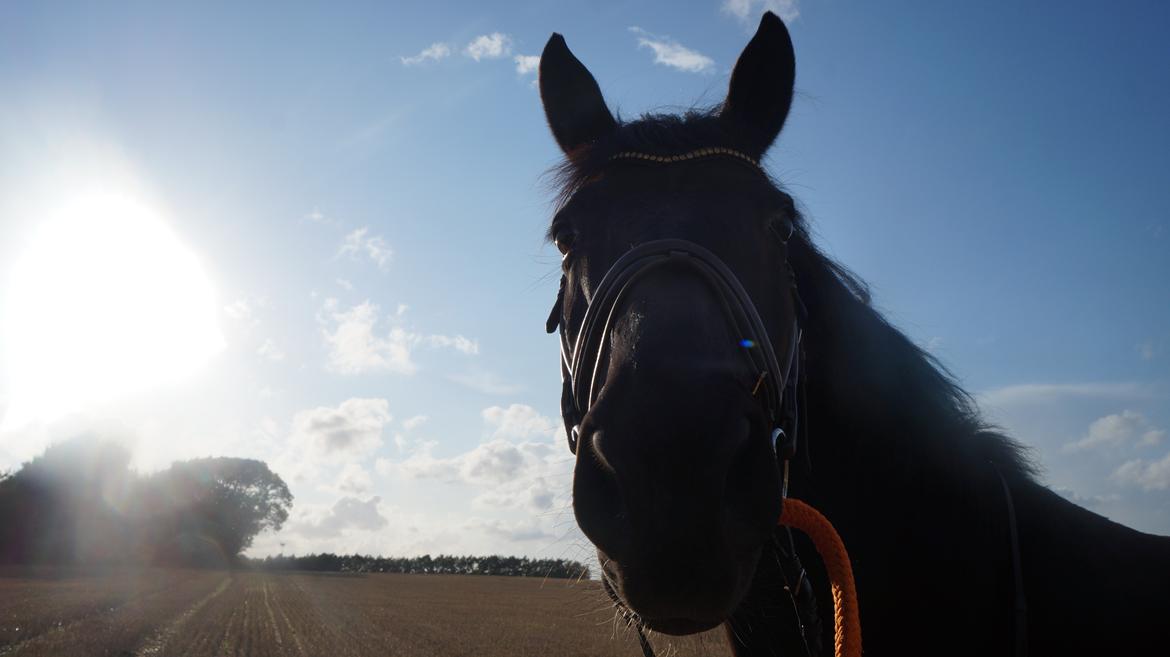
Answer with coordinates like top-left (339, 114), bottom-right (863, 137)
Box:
top-left (546, 150), bottom-right (804, 462)
top-left (554, 238), bottom-right (801, 458)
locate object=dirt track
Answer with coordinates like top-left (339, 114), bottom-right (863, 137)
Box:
top-left (0, 569), bottom-right (733, 657)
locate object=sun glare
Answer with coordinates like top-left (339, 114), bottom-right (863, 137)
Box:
top-left (2, 190), bottom-right (224, 431)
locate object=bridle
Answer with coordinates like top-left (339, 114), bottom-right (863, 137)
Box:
top-left (545, 148), bottom-right (818, 656)
top-left (546, 149), bottom-right (804, 463)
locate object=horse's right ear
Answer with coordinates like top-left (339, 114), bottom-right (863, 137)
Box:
top-left (539, 34), bottom-right (616, 158)
top-left (721, 12), bottom-right (796, 155)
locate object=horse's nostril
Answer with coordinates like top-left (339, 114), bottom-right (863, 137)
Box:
top-left (572, 428), bottom-right (632, 560)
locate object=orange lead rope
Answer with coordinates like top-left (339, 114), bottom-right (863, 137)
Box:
top-left (779, 498), bottom-right (863, 657)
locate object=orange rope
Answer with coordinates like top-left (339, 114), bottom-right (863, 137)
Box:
top-left (779, 498), bottom-right (862, 657)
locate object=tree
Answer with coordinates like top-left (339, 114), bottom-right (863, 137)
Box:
top-left (151, 458), bottom-right (293, 561)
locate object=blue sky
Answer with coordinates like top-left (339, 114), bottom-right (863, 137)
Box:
top-left (0, 0), bottom-right (1167, 558)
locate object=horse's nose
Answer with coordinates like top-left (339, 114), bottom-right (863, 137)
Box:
top-left (571, 424), bottom-right (635, 561)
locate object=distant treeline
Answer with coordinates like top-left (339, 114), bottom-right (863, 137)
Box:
top-left (248, 553), bottom-right (590, 580)
top-left (0, 438), bottom-right (292, 567)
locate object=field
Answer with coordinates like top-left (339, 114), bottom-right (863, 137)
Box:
top-left (0, 568), bottom-right (734, 656)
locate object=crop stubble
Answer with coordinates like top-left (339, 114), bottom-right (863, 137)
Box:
top-left (0, 569), bottom-right (733, 656)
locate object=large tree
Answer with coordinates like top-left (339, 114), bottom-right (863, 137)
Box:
top-left (151, 457), bottom-right (293, 560)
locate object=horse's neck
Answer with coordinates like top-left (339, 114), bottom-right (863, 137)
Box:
top-left (790, 406), bottom-right (1170, 657)
top-left (1011, 479), bottom-right (1170, 655)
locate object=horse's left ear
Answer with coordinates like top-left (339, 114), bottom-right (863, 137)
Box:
top-left (539, 33), bottom-right (616, 158)
top-left (721, 11), bottom-right (796, 155)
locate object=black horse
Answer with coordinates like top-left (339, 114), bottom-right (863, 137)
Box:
top-left (537, 11), bottom-right (1170, 657)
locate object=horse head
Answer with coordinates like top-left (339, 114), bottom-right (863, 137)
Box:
top-left (540, 12), bottom-right (804, 635)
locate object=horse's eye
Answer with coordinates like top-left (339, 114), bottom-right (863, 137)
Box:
top-left (554, 230), bottom-right (576, 256)
top-left (770, 213), bottom-right (795, 243)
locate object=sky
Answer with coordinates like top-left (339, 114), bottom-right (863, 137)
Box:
top-left (0, 0), bottom-right (1167, 560)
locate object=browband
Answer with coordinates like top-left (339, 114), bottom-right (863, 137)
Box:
top-left (610, 147), bottom-right (763, 172)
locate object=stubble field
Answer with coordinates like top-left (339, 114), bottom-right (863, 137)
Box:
top-left (0, 567), bottom-right (733, 656)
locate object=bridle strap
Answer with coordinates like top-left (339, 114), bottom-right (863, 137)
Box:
top-left (561, 238), bottom-right (798, 452)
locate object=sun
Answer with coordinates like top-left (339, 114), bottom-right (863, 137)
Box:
top-left (1, 190), bottom-right (224, 431)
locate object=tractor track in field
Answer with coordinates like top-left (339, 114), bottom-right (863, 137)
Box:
top-left (132, 574), bottom-right (232, 656)
top-left (0, 572), bottom-right (215, 657)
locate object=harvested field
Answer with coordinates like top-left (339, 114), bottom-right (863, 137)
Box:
top-left (0, 568), bottom-right (734, 656)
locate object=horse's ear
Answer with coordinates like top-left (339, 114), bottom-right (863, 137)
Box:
top-left (539, 34), bottom-right (616, 157)
top-left (721, 12), bottom-right (796, 155)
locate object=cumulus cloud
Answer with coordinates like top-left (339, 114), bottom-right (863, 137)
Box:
top-left (1063, 410), bottom-right (1165, 452)
top-left (335, 462), bottom-right (373, 495)
top-left (320, 301), bottom-right (477, 375)
top-left (291, 398), bottom-right (391, 463)
top-left (629, 27), bottom-right (714, 74)
top-left (722, 0), bottom-right (800, 22)
top-left (483, 403), bottom-right (559, 440)
top-left (1112, 452), bottom-right (1170, 491)
top-left (514, 54), bottom-right (540, 75)
top-left (297, 496), bottom-right (388, 538)
top-left (385, 405), bottom-right (569, 513)
top-left (339, 227), bottom-right (393, 270)
top-left (401, 42), bottom-right (451, 66)
top-left (464, 33), bottom-right (512, 61)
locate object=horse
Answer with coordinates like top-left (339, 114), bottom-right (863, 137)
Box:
top-left (536, 11), bottom-right (1170, 657)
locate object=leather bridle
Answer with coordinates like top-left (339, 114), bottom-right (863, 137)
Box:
top-left (544, 149), bottom-right (816, 657)
top-left (549, 237), bottom-right (802, 458)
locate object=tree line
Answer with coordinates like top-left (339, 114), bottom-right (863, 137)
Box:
top-left (248, 553), bottom-right (590, 579)
top-left (0, 438), bottom-right (291, 567)
top-left (0, 438), bottom-right (588, 580)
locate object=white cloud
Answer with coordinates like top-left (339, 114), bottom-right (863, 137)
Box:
top-left (335, 278), bottom-right (353, 291)
top-left (1112, 452), bottom-right (1170, 491)
top-left (296, 496), bottom-right (389, 537)
top-left (403, 415), bottom-right (428, 431)
top-left (448, 369), bottom-right (523, 395)
top-left (401, 42), bottom-right (451, 66)
top-left (305, 208), bottom-right (334, 224)
top-left (320, 301), bottom-right (477, 376)
top-left (339, 227), bottom-right (393, 270)
top-left (257, 338), bottom-right (286, 362)
top-left (978, 382), bottom-right (1155, 408)
top-left (483, 404), bottom-right (559, 441)
top-left (322, 301), bottom-right (416, 374)
top-left (424, 334), bottom-right (479, 355)
top-left (514, 54), bottom-right (540, 75)
top-left (335, 463), bottom-right (373, 495)
top-left (629, 27), bottom-right (714, 74)
top-left (464, 33), bottom-right (512, 61)
top-left (290, 398), bottom-right (391, 463)
top-left (1062, 410), bottom-right (1165, 452)
top-left (722, 0), bottom-right (800, 23)
top-left (385, 405), bottom-right (570, 513)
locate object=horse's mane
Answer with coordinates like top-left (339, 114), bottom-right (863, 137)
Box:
top-left (550, 110), bottom-right (1038, 485)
